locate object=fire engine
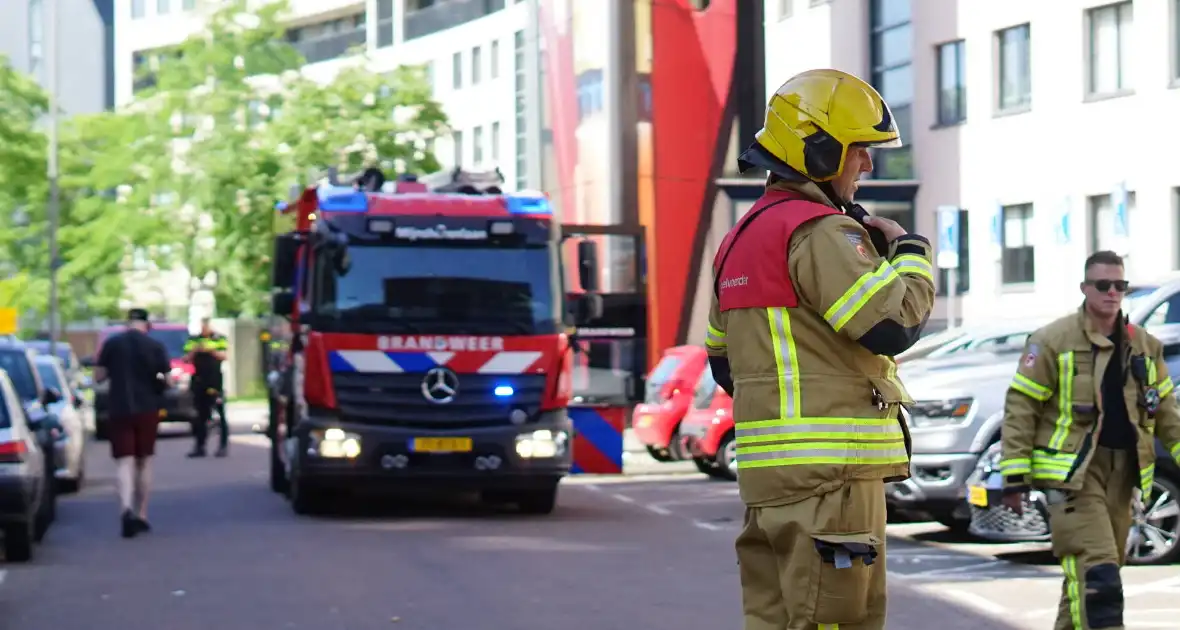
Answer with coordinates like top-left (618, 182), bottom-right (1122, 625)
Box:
top-left (266, 167), bottom-right (647, 515)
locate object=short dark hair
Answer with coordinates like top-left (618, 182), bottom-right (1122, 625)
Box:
top-left (1084, 250), bottom-right (1124, 272)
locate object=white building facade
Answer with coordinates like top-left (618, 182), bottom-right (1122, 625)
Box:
top-left (115, 0), bottom-right (529, 184)
top-left (762, 0), bottom-right (1180, 326)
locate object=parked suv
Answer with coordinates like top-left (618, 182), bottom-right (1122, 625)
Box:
top-left (84, 322), bottom-right (196, 440)
top-left (0, 368), bottom-right (53, 562)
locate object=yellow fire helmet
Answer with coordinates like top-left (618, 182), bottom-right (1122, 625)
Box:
top-left (741, 68), bottom-right (901, 183)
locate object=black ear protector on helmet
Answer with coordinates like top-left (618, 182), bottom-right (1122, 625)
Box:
top-left (737, 140), bottom-right (891, 257)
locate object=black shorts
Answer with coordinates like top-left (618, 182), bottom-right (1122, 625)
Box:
top-left (109, 412), bottom-right (161, 459)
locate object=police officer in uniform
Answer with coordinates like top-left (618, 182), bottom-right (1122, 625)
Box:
top-left (1000, 251), bottom-right (1180, 630)
top-left (706, 69), bottom-right (936, 630)
top-left (185, 317), bottom-right (230, 458)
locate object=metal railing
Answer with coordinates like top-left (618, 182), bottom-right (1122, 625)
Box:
top-left (293, 27), bottom-right (366, 64)
top-left (403, 0), bottom-right (506, 41)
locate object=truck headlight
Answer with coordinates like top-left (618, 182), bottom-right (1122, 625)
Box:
top-left (515, 429), bottom-right (568, 459)
top-left (908, 397), bottom-right (974, 428)
top-left (309, 427), bottom-right (362, 459)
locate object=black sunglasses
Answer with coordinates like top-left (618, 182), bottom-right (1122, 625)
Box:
top-left (1085, 279), bottom-right (1130, 292)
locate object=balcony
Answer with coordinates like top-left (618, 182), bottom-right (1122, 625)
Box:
top-left (288, 14), bottom-right (367, 65)
top-left (404, 0), bottom-right (506, 41)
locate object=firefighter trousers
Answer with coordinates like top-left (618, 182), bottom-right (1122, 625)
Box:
top-left (1047, 446), bottom-right (1136, 630)
top-left (736, 479), bottom-right (887, 630)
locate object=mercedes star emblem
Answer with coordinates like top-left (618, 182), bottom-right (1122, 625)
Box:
top-left (421, 367), bottom-right (459, 404)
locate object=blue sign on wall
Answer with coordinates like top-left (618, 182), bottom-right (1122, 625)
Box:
top-left (936, 206), bottom-right (960, 269)
top-left (1112, 182), bottom-right (1128, 238)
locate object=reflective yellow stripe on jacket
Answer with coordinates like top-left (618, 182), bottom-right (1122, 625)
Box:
top-left (735, 307), bottom-right (909, 469)
top-left (705, 324), bottom-right (726, 351)
top-left (1004, 352), bottom-right (1080, 482)
top-left (823, 261), bottom-right (898, 332)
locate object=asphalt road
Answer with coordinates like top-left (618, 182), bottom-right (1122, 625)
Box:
top-left (1, 407), bottom-right (1175, 629)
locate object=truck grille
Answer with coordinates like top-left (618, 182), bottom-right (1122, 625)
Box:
top-left (332, 372), bottom-right (547, 429)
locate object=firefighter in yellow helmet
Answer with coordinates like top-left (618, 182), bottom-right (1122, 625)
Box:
top-left (705, 69), bottom-right (936, 629)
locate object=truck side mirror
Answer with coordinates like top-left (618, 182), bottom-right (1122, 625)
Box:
top-left (577, 239), bottom-right (600, 293)
top-left (572, 294), bottom-right (603, 324)
top-left (272, 292), bottom-right (294, 317)
top-left (272, 234), bottom-right (300, 291)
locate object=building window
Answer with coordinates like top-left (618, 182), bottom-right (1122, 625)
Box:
top-left (869, 0), bottom-right (913, 180)
top-left (937, 209), bottom-right (970, 296)
top-left (473, 125), bottom-right (484, 164)
top-left (376, 0), bottom-right (394, 48)
top-left (491, 121), bottom-right (501, 162)
top-left (182, 0), bottom-right (195, 9)
top-left (490, 40), bottom-right (500, 79)
top-left (472, 46), bottom-right (482, 85)
top-left (452, 51), bottom-right (462, 89)
top-left (778, 0), bottom-right (792, 20)
top-left (936, 40), bottom-right (966, 125)
top-left (452, 130), bottom-right (464, 166)
top-left (131, 0), bottom-right (145, 18)
top-left (1174, 0), bottom-right (1180, 82)
top-left (286, 15), bottom-right (367, 65)
top-left (157, 0), bottom-right (170, 14)
top-left (1086, 2), bottom-right (1133, 96)
top-left (1001, 203), bottom-right (1035, 285)
top-left (28, 0), bottom-right (43, 78)
top-left (996, 24), bottom-right (1032, 112)
top-left (1087, 190), bottom-right (1135, 253)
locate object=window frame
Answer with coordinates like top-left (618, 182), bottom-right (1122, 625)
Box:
top-left (1000, 203), bottom-right (1036, 285)
top-left (1085, 1), bottom-right (1134, 98)
top-left (995, 23), bottom-right (1032, 113)
top-left (490, 39), bottom-right (500, 79)
top-left (131, 0), bottom-right (146, 19)
top-left (868, 0), bottom-right (914, 180)
top-left (936, 208), bottom-right (970, 296)
top-left (452, 51), bottom-right (463, 89)
top-left (452, 130), bottom-right (464, 167)
top-left (935, 39), bottom-right (966, 126)
top-left (471, 46), bottom-right (482, 85)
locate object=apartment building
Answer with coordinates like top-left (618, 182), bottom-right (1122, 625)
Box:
top-left (1, 0), bottom-right (116, 115)
top-left (750, 0), bottom-right (1180, 326)
top-left (115, 0), bottom-right (529, 185)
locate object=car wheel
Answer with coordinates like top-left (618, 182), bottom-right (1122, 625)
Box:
top-left (288, 464), bottom-right (327, 516)
top-left (269, 437), bottom-right (288, 494)
top-left (693, 456), bottom-right (718, 475)
top-left (1126, 474), bottom-right (1180, 566)
top-left (667, 426), bottom-right (689, 461)
top-left (3, 521), bottom-right (34, 562)
top-left (716, 431), bottom-right (738, 481)
top-left (514, 485), bottom-right (559, 515)
top-left (645, 445), bottom-right (673, 463)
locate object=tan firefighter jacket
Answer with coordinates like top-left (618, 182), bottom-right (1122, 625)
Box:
top-left (1000, 308), bottom-right (1180, 497)
top-left (705, 181), bottom-right (937, 507)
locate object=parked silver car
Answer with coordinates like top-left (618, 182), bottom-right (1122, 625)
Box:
top-left (34, 355), bottom-right (88, 493)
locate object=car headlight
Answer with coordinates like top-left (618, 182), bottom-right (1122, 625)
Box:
top-left (308, 427), bottom-right (362, 459)
top-left (908, 397), bottom-right (973, 427)
top-left (515, 429), bottom-right (568, 459)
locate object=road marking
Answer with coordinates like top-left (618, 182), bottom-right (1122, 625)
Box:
top-left (897, 559), bottom-right (1006, 577)
top-left (692, 520), bottom-right (726, 532)
top-left (230, 434), bottom-right (269, 448)
top-left (941, 588), bottom-right (1012, 616)
top-left (0, 569), bottom-right (6, 587)
top-left (645, 504), bottom-right (672, 516)
top-left (1126, 575), bottom-right (1180, 597)
top-left (611, 494), bottom-right (636, 504)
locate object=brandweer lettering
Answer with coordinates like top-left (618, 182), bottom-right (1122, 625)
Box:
top-left (394, 225), bottom-right (488, 241)
top-left (719, 275), bottom-right (749, 291)
top-left (378, 335), bottom-right (506, 351)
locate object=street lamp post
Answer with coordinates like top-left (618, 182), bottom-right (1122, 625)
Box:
top-left (46, 0), bottom-right (61, 356)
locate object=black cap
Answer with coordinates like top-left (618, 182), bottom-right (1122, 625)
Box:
top-left (127, 308), bottom-right (150, 322)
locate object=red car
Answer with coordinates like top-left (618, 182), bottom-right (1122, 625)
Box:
top-left (82, 322), bottom-right (197, 440)
top-left (681, 376), bottom-right (736, 480)
top-left (631, 345), bottom-right (707, 462)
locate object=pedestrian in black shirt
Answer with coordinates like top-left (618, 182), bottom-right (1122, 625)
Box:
top-left (95, 308), bottom-right (171, 538)
top-left (185, 317), bottom-right (229, 458)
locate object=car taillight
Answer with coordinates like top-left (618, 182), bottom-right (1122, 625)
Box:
top-left (0, 440), bottom-right (28, 463)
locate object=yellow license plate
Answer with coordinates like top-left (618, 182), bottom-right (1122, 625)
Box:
top-left (412, 437), bottom-right (473, 453)
top-left (967, 485), bottom-right (988, 507)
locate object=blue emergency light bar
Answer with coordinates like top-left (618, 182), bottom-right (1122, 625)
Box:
top-left (504, 195), bottom-right (552, 215)
top-left (317, 185), bottom-right (369, 212)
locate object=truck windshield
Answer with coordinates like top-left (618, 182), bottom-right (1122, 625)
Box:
top-left (312, 244), bottom-right (559, 335)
